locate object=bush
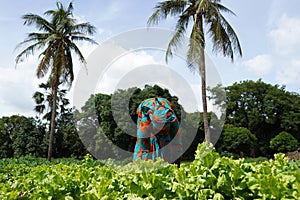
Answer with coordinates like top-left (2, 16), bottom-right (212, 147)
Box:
top-left (270, 131), bottom-right (299, 153)
top-left (217, 126), bottom-right (257, 156)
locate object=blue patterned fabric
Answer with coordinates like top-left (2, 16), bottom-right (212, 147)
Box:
top-left (133, 97), bottom-right (182, 164)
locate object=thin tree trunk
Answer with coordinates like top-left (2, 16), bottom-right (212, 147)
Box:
top-left (199, 47), bottom-right (210, 143)
top-left (47, 83), bottom-right (58, 161)
top-left (198, 15), bottom-right (210, 143)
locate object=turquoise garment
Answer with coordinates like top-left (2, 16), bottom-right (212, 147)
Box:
top-left (133, 97), bottom-right (182, 164)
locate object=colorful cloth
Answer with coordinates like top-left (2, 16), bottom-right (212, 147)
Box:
top-left (133, 97), bottom-right (182, 164)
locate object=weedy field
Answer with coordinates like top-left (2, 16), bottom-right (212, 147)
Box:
top-left (1, 143), bottom-right (299, 199)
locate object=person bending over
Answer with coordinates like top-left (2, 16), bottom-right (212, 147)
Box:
top-left (133, 97), bottom-right (182, 167)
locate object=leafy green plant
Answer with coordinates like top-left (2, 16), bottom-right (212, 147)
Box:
top-left (0, 143), bottom-right (299, 199)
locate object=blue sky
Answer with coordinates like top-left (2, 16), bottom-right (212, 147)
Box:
top-left (1, 0), bottom-right (300, 116)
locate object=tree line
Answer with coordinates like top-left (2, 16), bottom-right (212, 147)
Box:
top-left (0, 81), bottom-right (299, 160)
top-left (14, 0), bottom-right (242, 160)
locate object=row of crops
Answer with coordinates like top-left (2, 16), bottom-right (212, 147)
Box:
top-left (0, 143), bottom-right (299, 199)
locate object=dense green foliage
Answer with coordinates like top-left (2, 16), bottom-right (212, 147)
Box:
top-left (0, 116), bottom-right (45, 158)
top-left (216, 125), bottom-right (257, 157)
top-left (0, 143), bottom-right (299, 199)
top-left (0, 113), bottom-right (86, 159)
top-left (214, 79), bottom-right (300, 157)
top-left (270, 131), bottom-right (299, 153)
top-left (1, 81), bottom-right (300, 160)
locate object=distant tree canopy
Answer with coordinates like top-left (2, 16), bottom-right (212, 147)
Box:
top-left (0, 113), bottom-right (87, 159)
top-left (223, 79), bottom-right (300, 156)
top-left (1, 80), bottom-right (299, 159)
top-left (0, 115), bottom-right (45, 158)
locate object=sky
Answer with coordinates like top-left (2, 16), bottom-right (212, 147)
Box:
top-left (0, 0), bottom-right (300, 117)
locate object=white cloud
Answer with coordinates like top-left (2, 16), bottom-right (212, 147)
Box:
top-left (269, 14), bottom-right (300, 55)
top-left (276, 59), bottom-right (300, 85)
top-left (242, 54), bottom-right (273, 75)
top-left (95, 50), bottom-right (159, 94)
top-left (0, 56), bottom-right (40, 117)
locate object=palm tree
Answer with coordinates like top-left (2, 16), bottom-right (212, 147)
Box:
top-left (33, 81), bottom-right (70, 122)
top-left (16, 2), bottom-right (97, 161)
top-left (148, 0), bottom-right (242, 143)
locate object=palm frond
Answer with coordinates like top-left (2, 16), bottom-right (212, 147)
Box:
top-left (62, 47), bottom-right (74, 87)
top-left (68, 42), bottom-right (86, 65)
top-left (185, 1), bottom-right (206, 71)
top-left (207, 10), bottom-right (242, 61)
top-left (16, 32), bottom-right (50, 49)
top-left (22, 14), bottom-right (53, 32)
top-left (34, 104), bottom-right (46, 114)
top-left (58, 42), bottom-right (74, 86)
top-left (27, 32), bottom-right (51, 40)
top-left (200, 1), bottom-right (241, 61)
top-left (32, 91), bottom-right (45, 104)
top-left (62, 50), bottom-right (73, 86)
top-left (148, 0), bottom-right (187, 25)
top-left (65, 48), bottom-right (74, 85)
top-left (15, 41), bottom-right (45, 64)
top-left (44, 10), bottom-right (55, 16)
top-left (220, 14), bottom-right (242, 57)
top-left (187, 19), bottom-right (204, 71)
top-left (39, 82), bottom-right (50, 89)
top-left (148, 9), bottom-right (161, 25)
top-left (67, 2), bottom-right (74, 13)
top-left (36, 46), bottom-right (53, 78)
top-left (70, 36), bottom-right (98, 45)
top-left (165, 13), bottom-right (190, 62)
top-left (72, 23), bottom-right (97, 35)
top-left (216, 3), bottom-right (236, 16)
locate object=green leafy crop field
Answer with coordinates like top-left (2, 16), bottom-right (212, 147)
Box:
top-left (1, 143), bottom-right (299, 200)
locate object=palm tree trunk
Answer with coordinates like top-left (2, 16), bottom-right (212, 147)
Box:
top-left (47, 83), bottom-right (58, 161)
top-left (199, 47), bottom-right (210, 143)
top-left (198, 15), bottom-right (210, 143)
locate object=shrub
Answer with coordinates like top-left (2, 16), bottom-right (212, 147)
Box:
top-left (270, 131), bottom-right (299, 153)
top-left (217, 126), bottom-right (257, 156)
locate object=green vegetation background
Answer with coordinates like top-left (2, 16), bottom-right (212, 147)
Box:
top-left (1, 80), bottom-right (299, 160)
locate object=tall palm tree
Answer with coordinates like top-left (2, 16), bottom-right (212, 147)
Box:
top-left (16, 2), bottom-right (97, 161)
top-left (148, 0), bottom-right (242, 143)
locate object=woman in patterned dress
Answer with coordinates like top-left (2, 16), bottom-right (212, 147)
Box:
top-left (133, 97), bottom-right (182, 166)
